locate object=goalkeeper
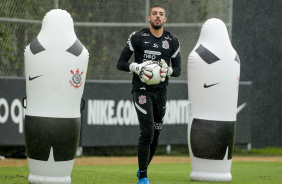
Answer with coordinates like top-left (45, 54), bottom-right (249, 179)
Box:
top-left (117, 4), bottom-right (181, 184)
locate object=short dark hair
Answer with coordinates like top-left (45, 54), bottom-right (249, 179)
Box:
top-left (149, 4), bottom-right (165, 15)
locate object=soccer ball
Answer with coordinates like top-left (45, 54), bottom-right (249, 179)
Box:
top-left (145, 63), bottom-right (162, 85)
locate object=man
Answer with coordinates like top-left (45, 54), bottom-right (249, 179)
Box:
top-left (117, 5), bottom-right (181, 184)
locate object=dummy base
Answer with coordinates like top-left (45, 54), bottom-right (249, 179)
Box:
top-left (190, 171), bottom-right (232, 182)
top-left (28, 174), bottom-right (71, 184)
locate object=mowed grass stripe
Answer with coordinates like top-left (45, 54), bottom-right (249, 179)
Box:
top-left (1, 162), bottom-right (282, 184)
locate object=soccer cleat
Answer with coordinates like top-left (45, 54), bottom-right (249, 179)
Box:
top-left (137, 177), bottom-right (150, 184)
top-left (137, 169), bottom-right (140, 179)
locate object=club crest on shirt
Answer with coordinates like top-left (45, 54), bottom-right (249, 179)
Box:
top-left (138, 95), bottom-right (147, 104)
top-left (162, 40), bottom-right (169, 49)
top-left (70, 68), bottom-right (83, 89)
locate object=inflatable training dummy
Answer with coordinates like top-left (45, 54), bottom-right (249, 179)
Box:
top-left (187, 18), bottom-right (240, 182)
top-left (24, 9), bottom-right (89, 184)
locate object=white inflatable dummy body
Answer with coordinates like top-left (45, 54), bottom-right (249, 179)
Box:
top-left (24, 9), bottom-right (89, 184)
top-left (187, 18), bottom-right (240, 181)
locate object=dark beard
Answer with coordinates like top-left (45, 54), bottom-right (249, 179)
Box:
top-left (150, 21), bottom-right (162, 30)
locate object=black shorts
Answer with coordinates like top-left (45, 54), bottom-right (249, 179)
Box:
top-left (24, 115), bottom-right (81, 161)
top-left (190, 118), bottom-right (236, 160)
top-left (132, 88), bottom-right (167, 144)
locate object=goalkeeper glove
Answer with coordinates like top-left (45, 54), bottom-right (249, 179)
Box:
top-left (160, 59), bottom-right (173, 82)
top-left (129, 61), bottom-right (153, 83)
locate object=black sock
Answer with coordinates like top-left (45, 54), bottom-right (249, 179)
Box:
top-left (138, 143), bottom-right (150, 178)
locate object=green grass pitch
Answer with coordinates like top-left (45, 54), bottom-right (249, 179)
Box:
top-left (1, 161), bottom-right (282, 184)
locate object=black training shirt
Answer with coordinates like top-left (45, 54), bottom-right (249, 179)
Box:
top-left (117, 28), bottom-right (181, 90)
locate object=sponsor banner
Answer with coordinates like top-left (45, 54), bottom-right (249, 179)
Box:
top-left (83, 99), bottom-right (189, 146)
top-left (86, 99), bottom-right (189, 126)
top-left (0, 77), bottom-right (26, 145)
top-left (80, 80), bottom-right (189, 146)
top-left (0, 77), bottom-right (251, 146)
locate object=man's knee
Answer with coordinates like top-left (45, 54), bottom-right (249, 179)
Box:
top-left (139, 128), bottom-right (154, 145)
